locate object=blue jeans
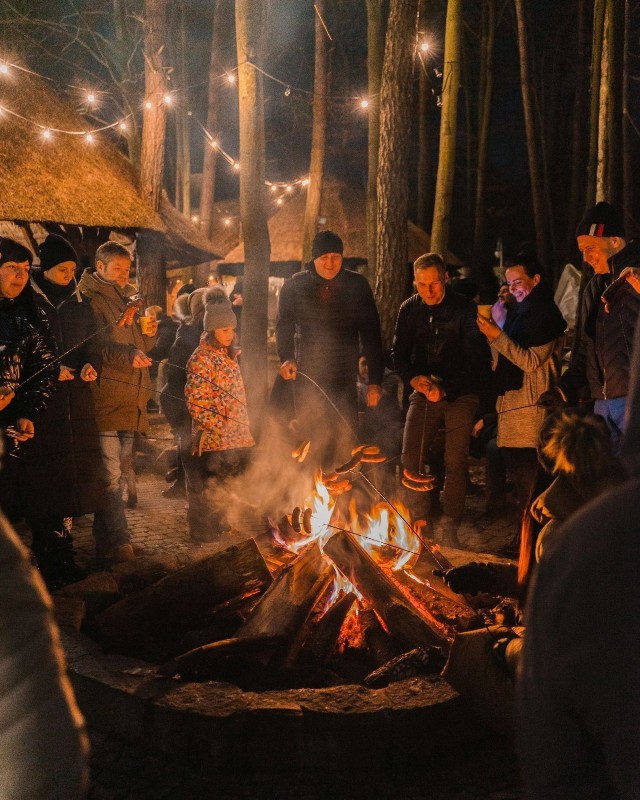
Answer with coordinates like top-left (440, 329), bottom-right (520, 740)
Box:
top-left (594, 397), bottom-right (627, 456)
top-left (93, 431), bottom-right (133, 554)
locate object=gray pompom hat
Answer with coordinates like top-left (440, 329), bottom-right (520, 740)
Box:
top-left (203, 286), bottom-right (237, 331)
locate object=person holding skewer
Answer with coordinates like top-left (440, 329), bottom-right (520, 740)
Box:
top-left (19, 234), bottom-right (106, 589)
top-left (0, 236), bottom-right (57, 519)
top-left (184, 287), bottom-right (254, 542)
top-left (275, 230), bottom-right (384, 469)
top-left (78, 242), bottom-right (158, 563)
top-left (392, 252), bottom-right (491, 548)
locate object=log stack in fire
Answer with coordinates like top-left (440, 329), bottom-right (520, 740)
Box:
top-left (95, 455), bottom-right (481, 691)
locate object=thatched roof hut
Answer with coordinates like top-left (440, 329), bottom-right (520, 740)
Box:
top-left (0, 70), bottom-right (217, 267)
top-left (219, 177), bottom-right (462, 274)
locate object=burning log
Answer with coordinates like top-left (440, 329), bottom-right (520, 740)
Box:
top-left (391, 570), bottom-right (477, 634)
top-left (360, 609), bottom-right (401, 667)
top-left (178, 589), bottom-right (263, 652)
top-left (236, 542), bottom-right (334, 660)
top-left (323, 531), bottom-right (449, 650)
top-left (159, 634), bottom-right (283, 686)
top-left (289, 591), bottom-right (358, 669)
top-left (95, 539), bottom-right (272, 658)
top-left (364, 646), bottom-right (447, 688)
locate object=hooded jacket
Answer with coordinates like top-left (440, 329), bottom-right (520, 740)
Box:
top-left (275, 263), bottom-right (384, 389)
top-left (557, 239), bottom-right (640, 402)
top-left (77, 269), bottom-right (155, 432)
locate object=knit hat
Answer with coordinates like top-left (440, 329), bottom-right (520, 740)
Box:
top-left (311, 230), bottom-right (343, 260)
top-left (203, 286), bottom-right (236, 332)
top-left (38, 234), bottom-right (78, 272)
top-left (576, 202), bottom-right (625, 239)
top-left (187, 287), bottom-right (207, 321)
top-left (0, 236), bottom-right (33, 268)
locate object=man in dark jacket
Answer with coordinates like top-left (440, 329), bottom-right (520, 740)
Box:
top-left (276, 230), bottom-right (383, 467)
top-left (539, 202), bottom-right (640, 452)
top-left (392, 252), bottom-right (491, 546)
top-left (0, 237), bottom-right (57, 518)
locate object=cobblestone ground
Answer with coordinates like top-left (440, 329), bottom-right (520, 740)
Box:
top-left (16, 420), bottom-right (524, 800)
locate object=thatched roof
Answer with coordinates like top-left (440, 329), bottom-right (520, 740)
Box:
top-left (0, 71), bottom-right (162, 231)
top-left (221, 177), bottom-right (463, 267)
top-left (207, 198), bottom-right (242, 258)
top-left (159, 194), bottom-right (221, 268)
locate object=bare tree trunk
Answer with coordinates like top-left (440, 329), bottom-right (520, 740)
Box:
top-left (586, 0), bottom-right (605, 209)
top-left (235, 0), bottom-right (271, 413)
top-left (302, 0), bottom-right (329, 264)
top-left (178, 3), bottom-right (191, 217)
top-left (431, 0), bottom-right (461, 257)
top-left (366, 0), bottom-right (385, 276)
top-left (597, 0), bottom-right (613, 202)
top-left (565, 0), bottom-right (589, 262)
top-left (416, 0), bottom-right (431, 230)
top-left (201, 0), bottom-right (226, 240)
top-left (513, 0), bottom-right (549, 270)
top-left (622, 0), bottom-right (633, 229)
top-left (374, 0), bottom-right (420, 347)
top-left (137, 0), bottom-right (168, 308)
top-left (472, 0), bottom-right (497, 274)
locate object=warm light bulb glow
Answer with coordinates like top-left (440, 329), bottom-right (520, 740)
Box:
top-left (233, 161), bottom-right (240, 171)
top-left (119, 121), bottom-right (128, 131)
top-left (270, 184), bottom-right (278, 192)
top-left (360, 99), bottom-right (369, 109)
top-left (87, 92), bottom-right (96, 104)
top-left (276, 197), bottom-right (284, 205)
top-left (191, 214), bottom-right (199, 223)
top-left (420, 41), bottom-right (430, 52)
top-left (145, 100), bottom-right (153, 110)
top-left (0, 64), bottom-right (9, 75)
top-left (224, 218), bottom-right (231, 227)
top-left (42, 128), bottom-right (52, 140)
top-left (285, 185), bottom-right (293, 193)
top-left (163, 94), bottom-right (173, 105)
top-left (227, 73), bottom-right (236, 84)
top-left (302, 178), bottom-right (310, 186)
top-left (85, 132), bottom-right (94, 143)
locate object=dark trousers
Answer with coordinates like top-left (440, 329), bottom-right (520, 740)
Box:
top-left (502, 447), bottom-right (539, 508)
top-left (402, 392), bottom-right (479, 524)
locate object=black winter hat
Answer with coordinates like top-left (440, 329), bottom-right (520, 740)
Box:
top-left (0, 236), bottom-right (33, 267)
top-left (311, 230), bottom-right (343, 260)
top-left (576, 202), bottom-right (625, 239)
top-left (38, 234), bottom-right (78, 272)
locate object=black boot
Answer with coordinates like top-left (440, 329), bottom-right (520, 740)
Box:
top-left (31, 518), bottom-right (87, 592)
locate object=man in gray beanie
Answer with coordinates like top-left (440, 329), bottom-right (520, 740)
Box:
top-left (276, 230), bottom-right (383, 468)
top-left (538, 201), bottom-right (640, 452)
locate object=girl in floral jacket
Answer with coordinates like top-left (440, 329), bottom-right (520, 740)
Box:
top-left (184, 287), bottom-right (254, 541)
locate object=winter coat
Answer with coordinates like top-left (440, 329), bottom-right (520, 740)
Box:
top-left (491, 284), bottom-right (566, 448)
top-left (160, 321), bottom-right (202, 432)
top-left (18, 273), bottom-right (106, 518)
top-left (185, 333), bottom-right (255, 453)
top-left (0, 288), bottom-right (57, 429)
top-left (517, 477), bottom-right (640, 799)
top-left (148, 314), bottom-right (178, 362)
top-left (77, 269), bottom-right (155, 432)
top-left (557, 239), bottom-right (640, 402)
top-left (391, 287), bottom-right (491, 401)
top-left (275, 263), bottom-right (384, 390)
top-left (0, 509), bottom-right (88, 799)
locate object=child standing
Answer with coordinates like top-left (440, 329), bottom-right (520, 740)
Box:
top-left (184, 287), bottom-right (255, 541)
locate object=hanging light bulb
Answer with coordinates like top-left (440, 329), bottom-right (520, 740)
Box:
top-left (276, 197), bottom-right (284, 206)
top-left (285, 185), bottom-right (293, 193)
top-left (232, 161), bottom-right (240, 171)
top-left (163, 93), bottom-right (173, 105)
top-left (42, 128), bottom-right (52, 141)
top-left (85, 132), bottom-right (95, 143)
top-left (86, 92), bottom-right (96, 105)
top-left (360, 98), bottom-right (369, 109)
top-left (284, 86), bottom-right (291, 97)
top-left (0, 63), bottom-right (9, 75)
top-left (119, 121), bottom-right (128, 132)
top-left (420, 41), bottom-right (430, 53)
top-left (227, 73), bottom-right (236, 84)
top-left (145, 100), bottom-right (153, 110)
top-left (210, 139), bottom-right (218, 149)
top-left (301, 177), bottom-right (310, 186)
top-left (224, 217), bottom-right (232, 227)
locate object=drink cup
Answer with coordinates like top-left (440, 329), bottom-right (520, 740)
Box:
top-left (477, 304), bottom-right (493, 320)
top-left (139, 315), bottom-right (153, 335)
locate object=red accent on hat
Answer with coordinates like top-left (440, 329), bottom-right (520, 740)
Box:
top-left (596, 223), bottom-right (605, 237)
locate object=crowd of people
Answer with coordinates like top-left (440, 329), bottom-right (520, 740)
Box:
top-left (1, 197), bottom-right (639, 797)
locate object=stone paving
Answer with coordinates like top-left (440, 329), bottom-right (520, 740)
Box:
top-left (15, 420), bottom-right (524, 800)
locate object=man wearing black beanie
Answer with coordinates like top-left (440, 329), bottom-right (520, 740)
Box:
top-left (539, 201), bottom-right (640, 452)
top-left (275, 230), bottom-right (383, 468)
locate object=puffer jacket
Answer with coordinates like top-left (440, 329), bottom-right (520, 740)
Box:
top-left (0, 509), bottom-right (88, 799)
top-left (160, 321), bottom-right (202, 432)
top-left (558, 239), bottom-right (640, 402)
top-left (392, 287), bottom-right (491, 401)
top-left (0, 291), bottom-right (57, 428)
top-left (78, 269), bottom-right (155, 432)
top-left (275, 263), bottom-right (384, 389)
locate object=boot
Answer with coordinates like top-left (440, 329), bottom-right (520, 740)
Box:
top-left (32, 518), bottom-right (87, 592)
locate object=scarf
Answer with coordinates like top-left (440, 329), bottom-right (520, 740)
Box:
top-left (494, 281), bottom-right (566, 396)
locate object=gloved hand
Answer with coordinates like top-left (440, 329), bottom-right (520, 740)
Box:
top-left (537, 388), bottom-right (565, 410)
top-left (433, 562), bottom-right (497, 595)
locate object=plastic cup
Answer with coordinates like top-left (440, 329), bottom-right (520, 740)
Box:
top-left (139, 315), bottom-right (153, 335)
top-left (477, 304), bottom-right (493, 320)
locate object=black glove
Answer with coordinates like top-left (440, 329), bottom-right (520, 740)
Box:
top-left (537, 388), bottom-right (565, 410)
top-left (433, 562), bottom-right (497, 595)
